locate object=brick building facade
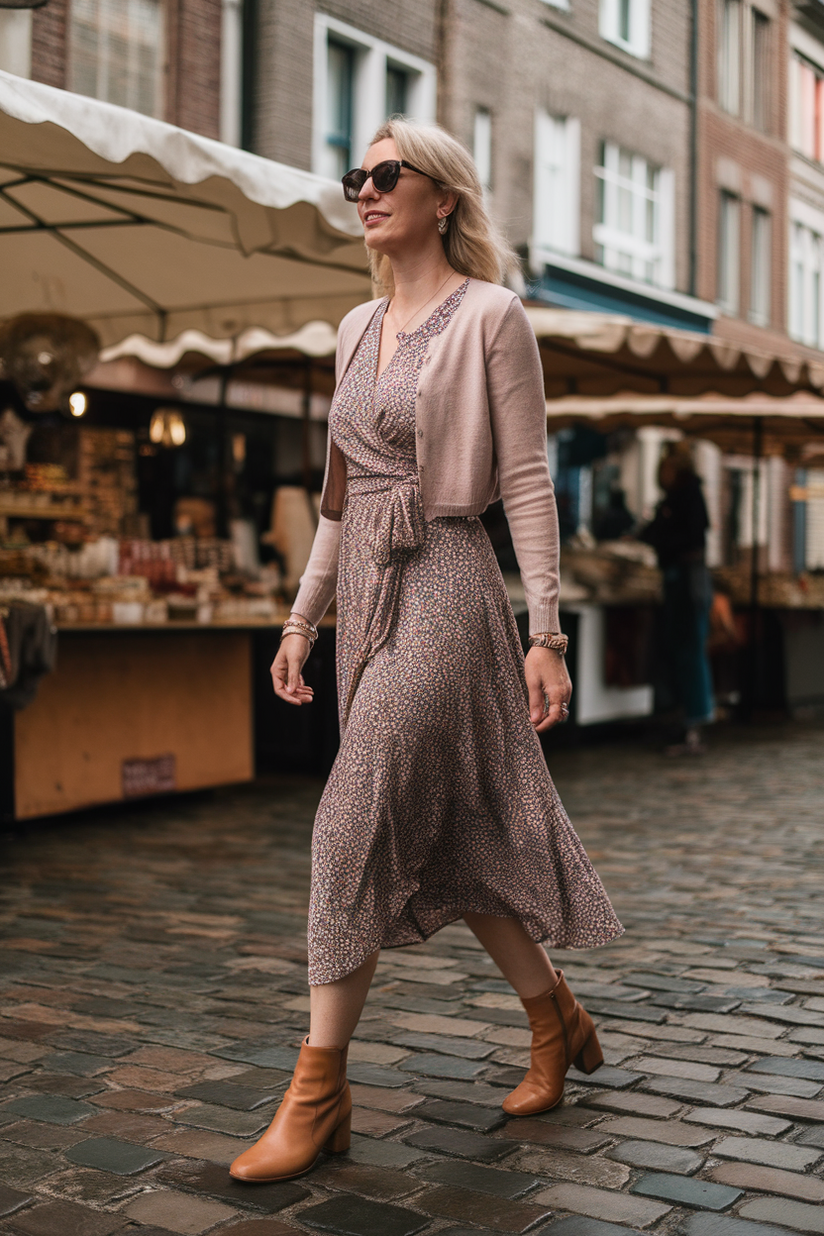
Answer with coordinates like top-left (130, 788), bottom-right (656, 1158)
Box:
top-left (1, 0), bottom-right (822, 362)
top-left (696, 0), bottom-right (791, 354)
top-left (439, 0), bottom-right (708, 330)
top-left (1, 0), bottom-right (222, 140)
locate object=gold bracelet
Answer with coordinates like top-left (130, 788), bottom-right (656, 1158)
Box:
top-left (281, 621), bottom-right (316, 647)
top-left (283, 616), bottom-right (318, 639)
top-left (528, 632), bottom-right (568, 654)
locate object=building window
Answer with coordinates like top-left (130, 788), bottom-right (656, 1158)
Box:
top-left (748, 9), bottom-right (769, 131)
top-left (749, 206), bottom-right (771, 326)
top-left (68, 0), bottom-right (164, 118)
top-left (325, 41), bottom-right (355, 180)
top-left (717, 191), bottom-right (740, 314)
top-left (790, 218), bottom-right (823, 348)
top-left (593, 141), bottom-right (673, 287)
top-left (533, 111), bottom-right (580, 260)
top-left (790, 52), bottom-right (824, 162)
top-left (386, 64), bottom-right (409, 117)
top-left (599, 0), bottom-right (650, 59)
top-left (718, 0), bottom-right (741, 115)
top-left (313, 15), bottom-right (436, 181)
top-left (473, 108), bottom-right (492, 192)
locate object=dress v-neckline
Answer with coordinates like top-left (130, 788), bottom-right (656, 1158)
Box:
top-left (374, 279), bottom-right (470, 384)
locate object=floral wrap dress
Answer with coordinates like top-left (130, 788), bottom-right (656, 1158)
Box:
top-left (307, 282), bottom-right (623, 984)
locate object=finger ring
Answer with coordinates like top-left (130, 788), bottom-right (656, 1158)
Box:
top-left (542, 692), bottom-right (550, 717)
top-left (560, 702), bottom-right (570, 722)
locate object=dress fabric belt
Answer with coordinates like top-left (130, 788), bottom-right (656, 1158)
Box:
top-left (341, 474), bottom-right (425, 726)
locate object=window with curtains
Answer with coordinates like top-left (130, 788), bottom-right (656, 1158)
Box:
top-left (718, 0), bottom-right (741, 115)
top-left (749, 206), bottom-right (771, 326)
top-left (790, 218), bottom-right (823, 349)
top-left (790, 52), bottom-right (824, 162)
top-left (749, 9), bottom-right (770, 131)
top-left (594, 141), bottom-right (673, 287)
top-left (717, 191), bottom-right (740, 314)
top-left (718, 1), bottom-right (771, 127)
top-left (68, 0), bottom-right (164, 117)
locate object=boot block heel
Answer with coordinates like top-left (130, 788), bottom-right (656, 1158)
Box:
top-left (573, 1029), bottom-right (604, 1075)
top-left (324, 1109), bottom-right (351, 1154)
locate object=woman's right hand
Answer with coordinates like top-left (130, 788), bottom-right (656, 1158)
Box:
top-left (270, 633), bottom-right (314, 706)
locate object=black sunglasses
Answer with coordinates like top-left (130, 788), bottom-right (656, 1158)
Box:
top-left (341, 159), bottom-right (433, 202)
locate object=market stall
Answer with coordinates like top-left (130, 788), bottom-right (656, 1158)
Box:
top-left (0, 71), bottom-right (368, 822)
top-left (522, 306), bottom-right (824, 722)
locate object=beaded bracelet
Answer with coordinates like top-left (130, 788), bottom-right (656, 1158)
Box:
top-left (528, 632), bottom-right (569, 654)
top-left (281, 617), bottom-right (318, 647)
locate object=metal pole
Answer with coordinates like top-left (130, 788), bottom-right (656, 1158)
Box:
top-left (688, 0), bottom-right (699, 297)
top-left (748, 416), bottom-right (763, 710)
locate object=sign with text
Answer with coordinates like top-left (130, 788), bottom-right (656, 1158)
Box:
top-left (122, 754), bottom-right (176, 798)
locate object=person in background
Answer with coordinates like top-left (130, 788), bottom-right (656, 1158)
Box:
top-left (641, 442), bottom-right (714, 754)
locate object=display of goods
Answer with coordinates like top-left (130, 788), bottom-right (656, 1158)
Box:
top-left (561, 544), bottom-right (662, 603)
top-left (23, 463), bottom-right (70, 491)
top-left (712, 567), bottom-right (824, 609)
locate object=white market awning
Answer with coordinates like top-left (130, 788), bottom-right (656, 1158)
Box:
top-left (525, 306), bottom-right (824, 399)
top-left (0, 71), bottom-right (371, 351)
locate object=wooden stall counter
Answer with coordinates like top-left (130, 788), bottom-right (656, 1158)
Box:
top-left (7, 624), bottom-right (257, 821)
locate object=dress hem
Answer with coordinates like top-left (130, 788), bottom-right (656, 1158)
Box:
top-left (307, 904), bottom-right (625, 987)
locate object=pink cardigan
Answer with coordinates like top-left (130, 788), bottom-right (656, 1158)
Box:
top-left (293, 278), bottom-right (561, 633)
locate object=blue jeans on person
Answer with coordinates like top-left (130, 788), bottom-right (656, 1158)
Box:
top-left (662, 562), bottom-right (714, 728)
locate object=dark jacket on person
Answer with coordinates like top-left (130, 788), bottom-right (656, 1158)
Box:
top-left (0, 602), bottom-right (57, 710)
top-left (641, 474), bottom-right (709, 570)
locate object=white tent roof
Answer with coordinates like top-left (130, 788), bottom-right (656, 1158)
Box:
top-left (0, 71), bottom-right (371, 350)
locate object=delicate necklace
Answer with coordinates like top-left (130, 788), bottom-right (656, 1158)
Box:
top-left (390, 271), bottom-right (456, 337)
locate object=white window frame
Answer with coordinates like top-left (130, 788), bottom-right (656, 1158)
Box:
top-left (473, 108), bottom-right (493, 193)
top-left (718, 0), bottom-right (742, 115)
top-left (789, 49), bottom-right (824, 161)
top-left (220, 0), bottom-right (243, 146)
top-left (599, 0), bottom-right (651, 60)
top-left (312, 15), bottom-right (436, 181)
top-left (789, 199), bottom-right (824, 350)
top-left (593, 141), bottom-right (674, 289)
top-left (532, 110), bottom-right (581, 264)
top-left (0, 10), bottom-right (32, 78)
top-left (717, 191), bottom-right (741, 314)
top-left (746, 6), bottom-right (770, 131)
top-left (67, 0), bottom-right (165, 119)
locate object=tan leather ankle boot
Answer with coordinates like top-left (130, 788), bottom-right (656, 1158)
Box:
top-left (229, 1036), bottom-right (351, 1182)
top-left (502, 970), bottom-right (603, 1116)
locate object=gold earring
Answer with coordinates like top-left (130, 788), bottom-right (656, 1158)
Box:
top-left (437, 216), bottom-right (449, 235)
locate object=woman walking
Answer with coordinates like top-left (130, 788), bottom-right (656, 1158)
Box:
top-left (230, 119), bottom-right (622, 1184)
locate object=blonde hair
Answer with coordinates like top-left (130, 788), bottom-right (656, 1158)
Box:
top-left (365, 117), bottom-right (518, 295)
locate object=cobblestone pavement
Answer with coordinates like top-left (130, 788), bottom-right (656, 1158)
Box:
top-left (2, 722), bottom-right (824, 1236)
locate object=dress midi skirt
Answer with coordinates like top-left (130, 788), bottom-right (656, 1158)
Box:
top-left (307, 282), bottom-right (623, 985)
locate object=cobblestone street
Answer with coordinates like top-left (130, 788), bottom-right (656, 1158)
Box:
top-left (1, 722), bottom-right (824, 1236)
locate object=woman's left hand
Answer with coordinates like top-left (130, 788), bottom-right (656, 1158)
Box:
top-left (526, 645), bottom-right (572, 732)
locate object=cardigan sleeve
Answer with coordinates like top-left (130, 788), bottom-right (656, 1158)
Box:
top-left (291, 514), bottom-right (341, 626)
top-left (486, 297), bottom-right (561, 635)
